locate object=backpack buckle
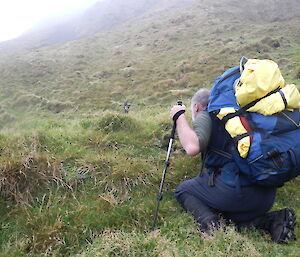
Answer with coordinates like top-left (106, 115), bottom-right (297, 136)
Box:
top-left (267, 149), bottom-right (283, 169)
top-left (267, 149), bottom-right (280, 158)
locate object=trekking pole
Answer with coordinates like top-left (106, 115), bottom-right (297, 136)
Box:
top-left (152, 100), bottom-right (183, 230)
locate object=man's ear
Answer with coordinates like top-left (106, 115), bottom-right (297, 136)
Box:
top-left (194, 103), bottom-right (200, 113)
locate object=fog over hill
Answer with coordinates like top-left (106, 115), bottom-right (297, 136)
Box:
top-left (1, 0), bottom-right (300, 54)
top-left (0, 0), bottom-right (198, 54)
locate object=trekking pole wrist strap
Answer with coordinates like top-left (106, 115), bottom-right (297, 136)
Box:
top-left (173, 110), bottom-right (185, 122)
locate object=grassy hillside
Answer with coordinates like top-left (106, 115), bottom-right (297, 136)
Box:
top-left (0, 0), bottom-right (299, 256)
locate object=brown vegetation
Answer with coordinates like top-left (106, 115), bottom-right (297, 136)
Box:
top-left (0, 155), bottom-right (65, 204)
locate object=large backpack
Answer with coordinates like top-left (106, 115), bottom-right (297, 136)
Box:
top-left (208, 57), bottom-right (300, 187)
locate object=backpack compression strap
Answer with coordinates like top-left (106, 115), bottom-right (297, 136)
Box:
top-left (216, 87), bottom-right (286, 158)
top-left (222, 87), bottom-right (283, 124)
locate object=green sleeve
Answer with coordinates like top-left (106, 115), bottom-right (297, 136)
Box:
top-left (193, 112), bottom-right (212, 153)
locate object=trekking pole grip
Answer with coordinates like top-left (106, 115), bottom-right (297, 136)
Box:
top-left (177, 100), bottom-right (182, 106)
top-left (171, 100), bottom-right (184, 139)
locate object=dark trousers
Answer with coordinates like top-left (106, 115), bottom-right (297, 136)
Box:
top-left (175, 172), bottom-right (276, 224)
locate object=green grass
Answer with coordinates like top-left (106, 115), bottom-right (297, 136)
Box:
top-left (0, 111), bottom-right (298, 256)
top-left (0, 0), bottom-right (299, 256)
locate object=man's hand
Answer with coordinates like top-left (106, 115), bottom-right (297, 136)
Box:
top-left (169, 104), bottom-right (200, 156)
top-left (169, 104), bottom-right (186, 120)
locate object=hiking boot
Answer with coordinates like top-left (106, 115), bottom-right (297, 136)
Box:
top-left (269, 207), bottom-right (297, 244)
top-left (236, 207), bottom-right (297, 244)
top-left (199, 215), bottom-right (221, 235)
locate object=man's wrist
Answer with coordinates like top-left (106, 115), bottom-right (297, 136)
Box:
top-left (173, 110), bottom-right (185, 121)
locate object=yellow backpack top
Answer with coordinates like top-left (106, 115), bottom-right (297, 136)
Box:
top-left (235, 59), bottom-right (300, 115)
top-left (216, 58), bottom-right (300, 158)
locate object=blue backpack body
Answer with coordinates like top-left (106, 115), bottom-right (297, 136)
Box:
top-left (208, 66), bottom-right (300, 187)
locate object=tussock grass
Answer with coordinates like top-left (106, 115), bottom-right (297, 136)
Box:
top-left (82, 112), bottom-right (143, 134)
top-left (77, 230), bottom-right (182, 257)
top-left (0, 154), bottom-right (63, 204)
top-left (78, 226), bottom-right (265, 257)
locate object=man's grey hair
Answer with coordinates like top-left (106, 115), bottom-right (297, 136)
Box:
top-left (191, 88), bottom-right (210, 109)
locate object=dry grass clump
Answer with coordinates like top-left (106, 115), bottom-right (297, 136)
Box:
top-left (12, 94), bottom-right (73, 113)
top-left (87, 112), bottom-right (142, 134)
top-left (277, 58), bottom-right (290, 68)
top-left (177, 72), bottom-right (205, 88)
top-left (260, 37), bottom-right (281, 48)
top-left (178, 60), bottom-right (198, 74)
top-left (95, 153), bottom-right (155, 194)
top-left (77, 226), bottom-right (262, 257)
top-left (238, 42), bottom-right (270, 56)
top-left (294, 67), bottom-right (300, 80)
top-left (169, 88), bottom-right (191, 98)
top-left (153, 79), bottom-right (178, 89)
top-left (0, 154), bottom-right (65, 204)
top-left (200, 226), bottom-right (261, 257)
top-left (42, 100), bottom-right (74, 114)
top-left (77, 230), bottom-right (180, 257)
top-left (26, 214), bottom-right (68, 254)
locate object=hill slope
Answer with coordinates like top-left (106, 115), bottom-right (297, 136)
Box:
top-left (0, 0), bottom-right (299, 126)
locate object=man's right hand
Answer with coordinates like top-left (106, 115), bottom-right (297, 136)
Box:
top-left (169, 104), bottom-right (186, 120)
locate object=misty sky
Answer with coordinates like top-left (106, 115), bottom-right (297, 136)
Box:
top-left (0, 0), bottom-right (102, 42)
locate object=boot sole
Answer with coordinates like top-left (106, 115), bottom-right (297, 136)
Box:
top-left (278, 208), bottom-right (297, 243)
top-left (286, 208), bottom-right (297, 241)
